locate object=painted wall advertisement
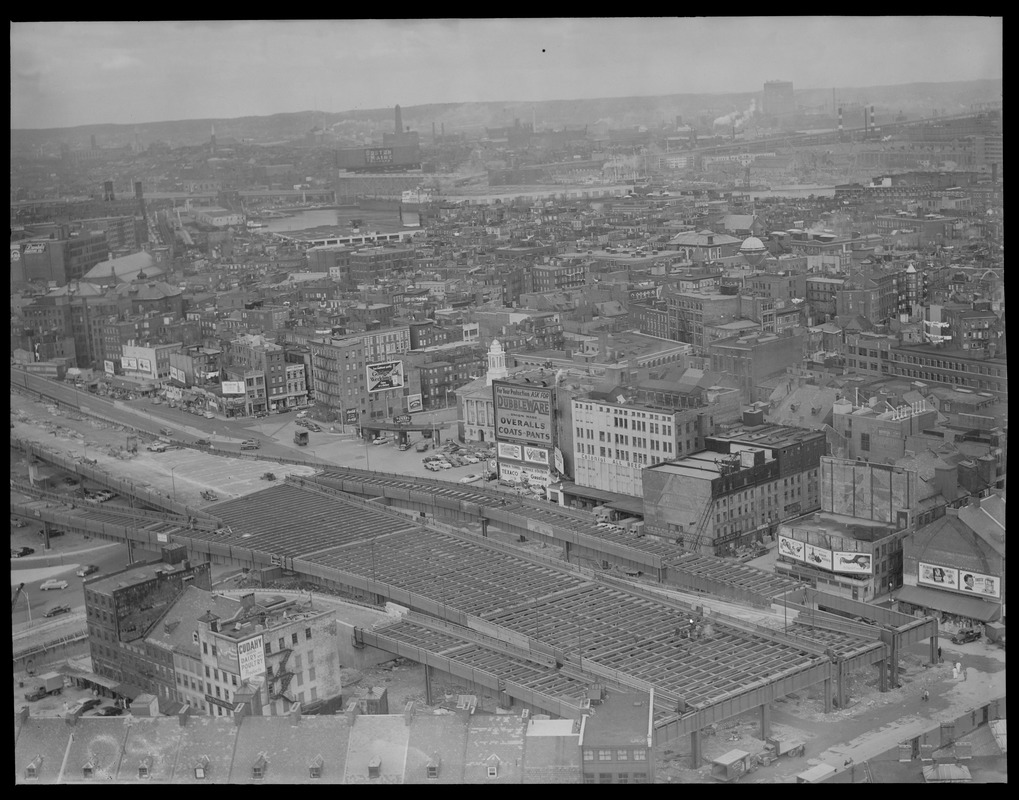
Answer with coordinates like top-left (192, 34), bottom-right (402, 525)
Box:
top-left (221, 381), bottom-right (245, 395)
top-left (919, 562), bottom-right (999, 599)
top-left (833, 551), bottom-right (873, 575)
top-left (554, 447), bottom-right (565, 474)
top-left (407, 393), bottom-right (423, 413)
top-left (237, 634), bottom-right (266, 681)
top-left (778, 535), bottom-right (805, 561)
top-left (497, 442), bottom-right (522, 461)
top-left (366, 360), bottom-right (405, 393)
top-left (493, 381), bottom-right (553, 445)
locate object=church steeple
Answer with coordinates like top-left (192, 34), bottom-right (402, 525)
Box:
top-left (486, 339), bottom-right (508, 385)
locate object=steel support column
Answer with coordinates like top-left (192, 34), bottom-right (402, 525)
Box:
top-left (424, 664), bottom-right (433, 705)
top-left (480, 518), bottom-right (488, 538)
top-left (878, 657), bottom-right (887, 693)
top-left (823, 678), bottom-right (833, 713)
top-left (690, 728), bottom-right (703, 768)
top-left (760, 703), bottom-right (771, 739)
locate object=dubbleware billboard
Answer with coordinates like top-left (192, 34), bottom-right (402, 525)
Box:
top-left (493, 381), bottom-right (553, 446)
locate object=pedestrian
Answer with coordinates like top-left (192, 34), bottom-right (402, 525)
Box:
top-left (938, 646), bottom-right (942, 663)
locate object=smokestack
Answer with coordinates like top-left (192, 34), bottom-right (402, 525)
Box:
top-left (394, 105), bottom-right (402, 135)
top-left (838, 107), bottom-right (843, 136)
top-left (135, 181), bottom-right (143, 200)
top-left (870, 105), bottom-right (876, 131)
top-left (103, 181), bottom-right (115, 202)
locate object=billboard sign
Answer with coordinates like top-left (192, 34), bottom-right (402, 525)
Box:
top-left (221, 381), bottom-right (245, 395)
top-left (24, 243), bottom-right (47, 255)
top-left (497, 442), bottom-right (522, 461)
top-left (959, 569), bottom-right (1000, 599)
top-left (493, 381), bottom-right (553, 446)
top-left (237, 635), bottom-right (265, 681)
top-left (104, 360), bottom-right (115, 375)
top-left (524, 446), bottom-right (550, 466)
top-left (499, 462), bottom-right (524, 483)
top-left (804, 543), bottom-right (833, 571)
top-left (834, 551), bottom-right (874, 575)
top-left (122, 357), bottom-right (138, 371)
top-left (407, 394), bottom-right (423, 413)
top-left (778, 535), bottom-right (805, 561)
top-left (366, 361), bottom-right (405, 393)
top-left (918, 561), bottom-right (959, 590)
top-left (554, 447), bottom-right (565, 474)
top-left (522, 466), bottom-right (552, 487)
top-left (138, 358), bottom-right (152, 374)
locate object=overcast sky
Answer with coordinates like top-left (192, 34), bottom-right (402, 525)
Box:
top-left (11, 18), bottom-right (1002, 130)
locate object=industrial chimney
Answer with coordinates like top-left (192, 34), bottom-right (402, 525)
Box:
top-left (394, 105), bottom-right (403, 135)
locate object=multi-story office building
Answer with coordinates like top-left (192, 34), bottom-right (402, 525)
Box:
top-left (664, 289), bottom-right (741, 351)
top-left (708, 331), bottom-right (805, 403)
top-left (224, 334), bottom-right (291, 412)
top-left (642, 419), bottom-right (826, 556)
top-left (887, 344), bottom-right (1007, 402)
top-left (571, 396), bottom-right (716, 497)
top-left (11, 232), bottom-right (109, 285)
top-left (531, 261), bottom-right (590, 293)
top-left (194, 592), bottom-right (343, 717)
top-left (83, 545), bottom-right (213, 710)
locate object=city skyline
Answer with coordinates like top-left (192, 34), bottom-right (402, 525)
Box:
top-left (11, 17), bottom-right (1003, 130)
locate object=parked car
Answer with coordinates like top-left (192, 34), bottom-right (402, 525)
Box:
top-left (93, 705), bottom-right (125, 716)
top-left (76, 564), bottom-right (99, 577)
top-left (77, 698), bottom-right (102, 712)
top-left (416, 442), bottom-right (430, 453)
top-left (372, 437), bottom-right (389, 446)
top-left (40, 579), bottom-right (69, 591)
top-left (44, 604), bottom-right (71, 618)
top-left (240, 440), bottom-right (260, 451)
top-left (159, 427), bottom-right (173, 436)
top-left (306, 423), bottom-right (322, 432)
top-left (460, 474), bottom-right (481, 484)
top-left (203, 411), bottom-right (214, 419)
top-left (438, 462), bottom-right (452, 470)
top-left (398, 442), bottom-right (410, 451)
top-left (62, 476), bottom-right (79, 486)
top-left (194, 439), bottom-right (211, 448)
top-left (11, 547), bottom-right (35, 558)
top-left (147, 443), bottom-right (167, 453)
top-left (951, 628), bottom-right (982, 645)
top-left (38, 528), bottom-right (65, 537)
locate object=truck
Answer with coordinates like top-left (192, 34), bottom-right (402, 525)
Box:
top-left (294, 430), bottom-right (309, 446)
top-left (711, 749), bottom-right (758, 782)
top-left (758, 736), bottom-right (806, 765)
top-left (24, 672), bottom-right (64, 701)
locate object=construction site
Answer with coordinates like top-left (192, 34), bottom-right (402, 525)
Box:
top-left (11, 385), bottom-right (1005, 782)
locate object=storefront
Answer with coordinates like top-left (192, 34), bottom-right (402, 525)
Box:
top-left (894, 584), bottom-right (1001, 633)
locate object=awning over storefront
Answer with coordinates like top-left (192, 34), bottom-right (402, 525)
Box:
top-left (558, 480), bottom-right (635, 506)
top-left (112, 682), bottom-right (146, 700)
top-left (895, 585), bottom-right (1001, 622)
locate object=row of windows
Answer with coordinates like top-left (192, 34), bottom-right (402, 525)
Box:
top-left (583, 749), bottom-right (648, 761)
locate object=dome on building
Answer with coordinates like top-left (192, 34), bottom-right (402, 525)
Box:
top-left (739, 236), bottom-right (768, 267)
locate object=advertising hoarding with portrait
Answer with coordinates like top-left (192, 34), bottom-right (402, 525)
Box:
top-left (833, 551), bottom-right (873, 575)
top-left (778, 535), bottom-right (805, 561)
top-left (918, 561), bottom-right (959, 591)
top-left (137, 358), bottom-right (152, 373)
top-left (121, 357), bottom-right (138, 371)
top-left (958, 569), bottom-right (1000, 599)
top-left (493, 381), bottom-right (553, 446)
top-left (104, 360), bottom-right (115, 375)
top-left (366, 361), bottom-right (405, 393)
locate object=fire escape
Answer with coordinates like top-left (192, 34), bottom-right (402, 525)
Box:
top-left (268, 645), bottom-right (296, 703)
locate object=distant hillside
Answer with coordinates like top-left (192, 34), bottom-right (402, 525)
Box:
top-left (11, 78), bottom-right (1002, 150)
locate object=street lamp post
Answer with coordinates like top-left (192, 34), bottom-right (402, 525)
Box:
top-left (169, 465), bottom-right (178, 502)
